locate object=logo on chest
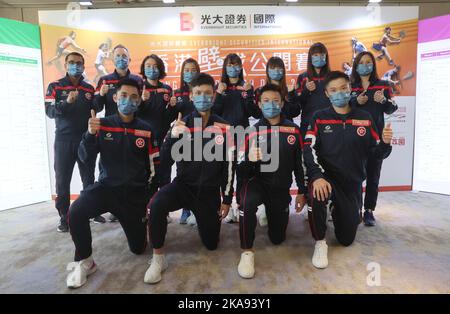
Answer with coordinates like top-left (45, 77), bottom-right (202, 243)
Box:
top-left (85, 92), bottom-right (92, 100)
top-left (215, 135), bottom-right (224, 145)
top-left (104, 133), bottom-right (113, 141)
top-left (357, 126), bottom-right (367, 137)
top-left (323, 125), bottom-right (333, 134)
top-left (287, 135), bottom-right (296, 145)
top-left (136, 137), bottom-right (145, 148)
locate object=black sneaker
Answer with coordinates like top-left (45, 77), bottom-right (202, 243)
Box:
top-left (363, 210), bottom-right (376, 227)
top-left (108, 213), bottom-right (118, 222)
top-left (93, 215), bottom-right (106, 224)
top-left (57, 220), bottom-right (69, 233)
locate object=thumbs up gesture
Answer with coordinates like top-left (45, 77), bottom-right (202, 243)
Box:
top-left (217, 82), bottom-right (227, 94)
top-left (305, 78), bottom-right (316, 92)
top-left (99, 83), bottom-right (109, 97)
top-left (88, 109), bottom-right (101, 135)
top-left (357, 90), bottom-right (369, 105)
top-left (171, 112), bottom-right (188, 138)
top-left (288, 84), bottom-right (296, 92)
top-left (67, 90), bottom-right (79, 104)
top-left (374, 90), bottom-right (386, 103)
top-left (382, 122), bottom-right (393, 144)
top-left (169, 95), bottom-right (177, 107)
top-left (243, 81), bottom-right (252, 91)
top-left (248, 140), bottom-right (263, 162)
top-left (142, 88), bottom-right (150, 102)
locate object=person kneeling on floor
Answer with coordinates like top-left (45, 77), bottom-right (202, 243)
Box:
top-left (236, 84), bottom-right (307, 279)
top-left (303, 71), bottom-right (393, 269)
top-left (144, 73), bottom-right (236, 284)
top-left (66, 78), bottom-right (160, 288)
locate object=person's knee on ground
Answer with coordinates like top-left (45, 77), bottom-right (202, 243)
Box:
top-left (335, 228), bottom-right (357, 247)
top-left (128, 241), bottom-right (146, 255)
top-left (202, 238), bottom-right (219, 251)
top-left (268, 228), bottom-right (286, 245)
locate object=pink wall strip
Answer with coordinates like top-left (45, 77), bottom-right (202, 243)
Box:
top-left (418, 14), bottom-right (450, 43)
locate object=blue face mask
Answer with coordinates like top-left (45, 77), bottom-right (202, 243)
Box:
top-left (329, 91), bottom-right (351, 108)
top-left (145, 67), bottom-right (160, 80)
top-left (356, 63), bottom-right (374, 76)
top-left (268, 68), bottom-right (284, 81)
top-left (261, 101), bottom-right (282, 119)
top-left (117, 97), bottom-right (138, 115)
top-left (193, 95), bottom-right (214, 112)
top-left (311, 55), bottom-right (327, 68)
top-left (114, 56), bottom-right (129, 70)
top-left (226, 66), bottom-right (241, 78)
top-left (67, 63), bottom-right (84, 77)
top-left (183, 71), bottom-right (196, 83)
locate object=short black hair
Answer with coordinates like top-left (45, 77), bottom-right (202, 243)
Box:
top-left (140, 54), bottom-right (167, 80)
top-left (190, 73), bottom-right (215, 88)
top-left (324, 71), bottom-right (350, 88)
top-left (113, 44), bottom-right (129, 53)
top-left (259, 83), bottom-right (282, 98)
top-left (116, 78), bottom-right (141, 95)
top-left (65, 52), bottom-right (84, 64)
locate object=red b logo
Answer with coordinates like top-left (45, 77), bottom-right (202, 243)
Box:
top-left (180, 12), bottom-right (194, 31)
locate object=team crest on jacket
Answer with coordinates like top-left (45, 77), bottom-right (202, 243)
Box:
top-left (85, 92), bottom-right (92, 100)
top-left (241, 91), bottom-right (247, 98)
top-left (357, 126), bottom-right (366, 137)
top-left (164, 93), bottom-right (170, 102)
top-left (287, 135), bottom-right (296, 145)
top-left (136, 138), bottom-right (145, 148)
top-left (215, 135), bottom-right (224, 145)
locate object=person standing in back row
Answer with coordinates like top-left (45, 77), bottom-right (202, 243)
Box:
top-left (94, 44), bottom-right (143, 222)
top-left (350, 51), bottom-right (398, 226)
top-left (45, 52), bottom-right (105, 232)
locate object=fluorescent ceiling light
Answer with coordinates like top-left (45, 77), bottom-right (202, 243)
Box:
top-left (163, 0), bottom-right (176, 3)
top-left (79, 1), bottom-right (93, 5)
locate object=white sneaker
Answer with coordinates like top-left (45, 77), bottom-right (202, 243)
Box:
top-left (167, 215), bottom-right (173, 224)
top-left (224, 207), bottom-right (238, 223)
top-left (186, 214), bottom-right (197, 226)
top-left (66, 256), bottom-right (97, 289)
top-left (144, 254), bottom-right (168, 284)
top-left (312, 240), bottom-right (328, 269)
top-left (238, 251), bottom-right (255, 279)
top-left (257, 206), bottom-right (268, 227)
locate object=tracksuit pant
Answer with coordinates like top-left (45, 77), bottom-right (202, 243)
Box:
top-left (239, 178), bottom-right (292, 249)
top-left (308, 176), bottom-right (362, 247)
top-left (148, 178), bottom-right (222, 250)
top-left (68, 182), bottom-right (151, 261)
top-left (364, 155), bottom-right (383, 211)
top-left (54, 140), bottom-right (95, 221)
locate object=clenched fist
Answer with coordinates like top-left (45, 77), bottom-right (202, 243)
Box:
top-left (99, 83), bottom-right (109, 97)
top-left (88, 110), bottom-right (101, 135)
top-left (357, 90), bottom-right (369, 105)
top-left (305, 78), bottom-right (316, 92)
top-left (382, 122), bottom-right (393, 144)
top-left (67, 90), bottom-right (79, 104)
top-left (217, 82), bottom-right (227, 94)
